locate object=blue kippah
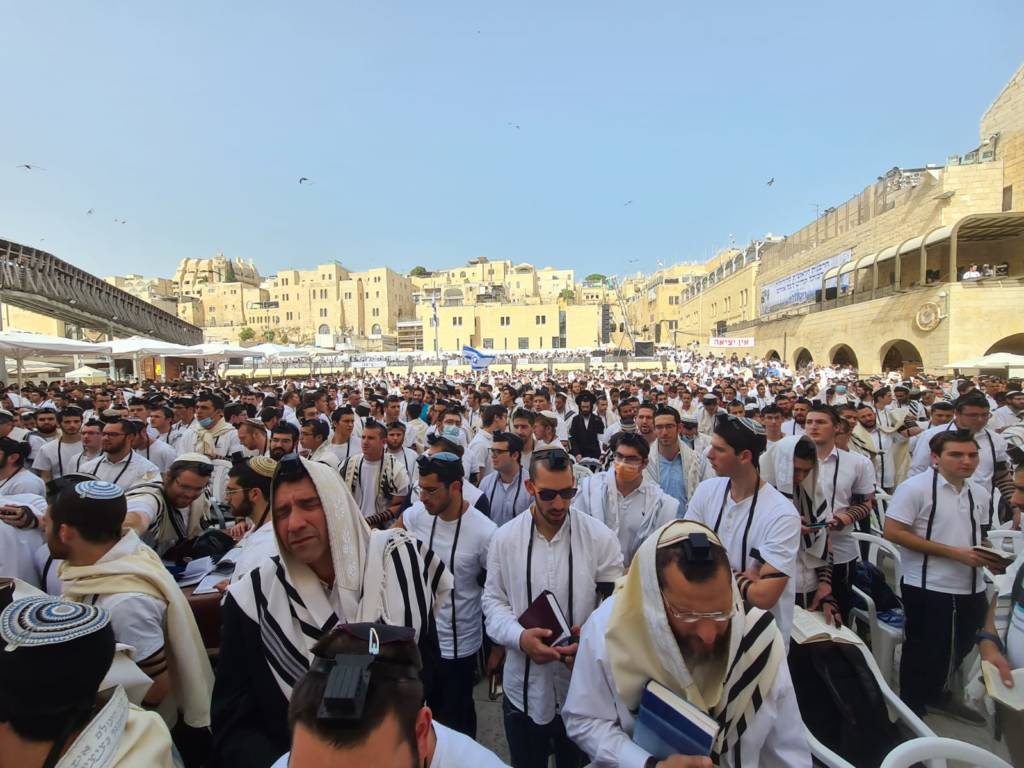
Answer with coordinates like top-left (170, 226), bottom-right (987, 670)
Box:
top-left (1, 597), bottom-right (111, 650)
top-left (74, 480), bottom-right (125, 500)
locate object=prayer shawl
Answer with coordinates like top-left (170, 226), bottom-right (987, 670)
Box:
top-left (341, 453), bottom-right (409, 519)
top-left (59, 531), bottom-right (215, 728)
top-left (849, 423), bottom-right (879, 461)
top-left (876, 406), bottom-right (911, 485)
top-left (126, 481), bottom-right (207, 555)
top-left (605, 520), bottom-right (785, 763)
top-left (193, 417), bottom-right (236, 458)
top-left (227, 458), bottom-right (451, 698)
top-left (577, 469), bottom-right (675, 562)
top-left (55, 686), bottom-right (175, 768)
top-left (644, 439), bottom-right (704, 499)
top-left (761, 436), bottom-right (828, 569)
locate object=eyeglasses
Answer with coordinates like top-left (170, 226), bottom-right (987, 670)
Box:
top-left (489, 447), bottom-right (510, 456)
top-left (534, 487), bottom-right (578, 502)
top-left (223, 487), bottom-right (245, 497)
top-left (661, 592), bottom-right (734, 624)
top-left (612, 452), bottom-right (643, 466)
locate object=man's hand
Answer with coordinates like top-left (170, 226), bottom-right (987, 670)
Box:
top-left (486, 646), bottom-right (506, 677)
top-left (981, 640), bottom-right (1014, 688)
top-left (828, 510), bottom-right (853, 530)
top-left (809, 583), bottom-right (831, 611)
top-left (519, 628), bottom-right (562, 665)
top-left (822, 600), bottom-right (843, 627)
top-left (557, 624), bottom-right (582, 670)
top-left (952, 547), bottom-right (1008, 572)
top-left (225, 520), bottom-right (251, 541)
top-left (0, 505), bottom-right (33, 529)
top-left (656, 756), bottom-right (713, 768)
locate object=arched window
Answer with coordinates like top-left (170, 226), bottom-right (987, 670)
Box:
top-left (370, 324), bottom-right (382, 336)
top-left (317, 324), bottom-right (330, 335)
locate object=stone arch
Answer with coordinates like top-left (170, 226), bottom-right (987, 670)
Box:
top-left (986, 334), bottom-right (1024, 355)
top-left (880, 339), bottom-right (923, 374)
top-left (830, 343), bottom-right (859, 368)
top-left (317, 324), bottom-right (330, 335)
top-left (794, 347), bottom-right (813, 369)
top-left (765, 349), bottom-right (782, 362)
top-left (370, 323), bottom-right (382, 336)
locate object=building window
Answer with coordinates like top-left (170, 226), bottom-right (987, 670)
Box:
top-left (482, 338), bottom-right (494, 349)
top-left (345, 292), bottom-right (352, 300)
top-left (452, 316), bottom-right (463, 326)
top-left (375, 291), bottom-right (380, 298)
top-left (535, 315), bottom-right (546, 325)
top-left (1005, 185), bottom-right (1014, 212)
top-left (500, 316), bottom-right (511, 326)
top-left (372, 308), bottom-right (380, 317)
top-left (286, 312), bottom-right (293, 321)
top-left (668, 320), bottom-right (678, 330)
top-left (318, 324), bottom-right (330, 335)
top-left (518, 337), bottom-right (529, 349)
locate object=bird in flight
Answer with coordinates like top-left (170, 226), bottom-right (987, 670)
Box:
top-left (507, 122), bottom-right (520, 130)
top-left (298, 177), bottom-right (313, 184)
top-left (766, 177), bottom-right (775, 187)
top-left (623, 200), bottom-right (633, 207)
top-left (16, 164), bottom-right (45, 171)
top-left (86, 208), bottom-right (94, 215)
top-left (628, 258), bottom-right (639, 264)
top-left (113, 218), bottom-right (126, 224)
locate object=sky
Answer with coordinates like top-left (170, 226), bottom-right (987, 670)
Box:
top-left (2, 2), bottom-right (1023, 282)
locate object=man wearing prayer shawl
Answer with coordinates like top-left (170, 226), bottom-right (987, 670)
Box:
top-left (0, 596), bottom-right (177, 768)
top-left (212, 455), bottom-right (452, 767)
top-left (563, 521), bottom-right (810, 768)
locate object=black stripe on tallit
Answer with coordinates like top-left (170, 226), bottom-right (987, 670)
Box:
top-left (391, 546), bottom-right (415, 627)
top-left (273, 561), bottom-right (325, 641)
top-left (722, 610), bottom-right (774, 682)
top-left (274, 557), bottom-right (309, 610)
top-left (406, 541), bottom-right (429, 629)
top-left (251, 569), bottom-right (307, 685)
top-left (722, 641), bottom-right (774, 712)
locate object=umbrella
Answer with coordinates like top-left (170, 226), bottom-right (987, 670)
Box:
top-left (191, 342), bottom-right (262, 360)
top-left (65, 365), bottom-right (109, 383)
top-left (944, 353), bottom-right (1024, 369)
top-left (0, 331), bottom-right (112, 387)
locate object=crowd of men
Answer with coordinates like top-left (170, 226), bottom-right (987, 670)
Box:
top-left (2, 352), bottom-right (1024, 767)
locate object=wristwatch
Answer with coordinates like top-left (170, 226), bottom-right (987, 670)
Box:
top-left (976, 629), bottom-right (1005, 653)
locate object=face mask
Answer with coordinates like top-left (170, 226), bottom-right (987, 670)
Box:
top-left (615, 462), bottom-right (642, 483)
top-left (198, 417), bottom-right (214, 429)
top-left (441, 425), bottom-right (461, 440)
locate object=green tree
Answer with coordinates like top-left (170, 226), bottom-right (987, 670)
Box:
top-left (409, 266), bottom-right (428, 277)
top-left (238, 326), bottom-right (255, 343)
top-left (585, 273), bottom-right (607, 283)
top-left (224, 261), bottom-right (237, 282)
top-left (558, 288), bottom-right (576, 302)
top-left (262, 329), bottom-right (276, 342)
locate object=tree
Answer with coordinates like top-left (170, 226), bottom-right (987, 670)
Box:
top-left (262, 329), bottom-right (276, 342)
top-left (558, 288), bottom-right (576, 302)
top-left (224, 261), bottom-right (237, 283)
top-left (585, 273), bottom-right (607, 283)
top-left (238, 326), bottom-right (255, 343)
top-left (409, 266), bottom-right (428, 277)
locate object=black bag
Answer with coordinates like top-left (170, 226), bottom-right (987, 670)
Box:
top-left (788, 642), bottom-right (902, 767)
top-left (163, 527), bottom-right (236, 565)
top-left (852, 561), bottom-right (903, 613)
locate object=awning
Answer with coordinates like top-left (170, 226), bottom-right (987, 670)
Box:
top-left (854, 251), bottom-right (878, 270)
top-left (924, 225), bottom-right (953, 247)
top-left (838, 259), bottom-right (858, 276)
top-left (956, 212), bottom-right (1024, 242)
top-left (897, 235), bottom-right (925, 256)
top-left (875, 245), bottom-right (899, 265)
top-left (823, 265), bottom-right (841, 282)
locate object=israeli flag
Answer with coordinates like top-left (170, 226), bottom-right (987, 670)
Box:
top-left (463, 345), bottom-right (495, 370)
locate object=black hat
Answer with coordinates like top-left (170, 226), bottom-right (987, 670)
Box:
top-left (576, 390), bottom-right (596, 405)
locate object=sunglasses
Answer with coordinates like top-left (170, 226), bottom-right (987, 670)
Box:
top-left (534, 486), bottom-right (578, 502)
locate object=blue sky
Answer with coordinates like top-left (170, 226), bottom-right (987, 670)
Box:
top-left (2, 2), bottom-right (1022, 281)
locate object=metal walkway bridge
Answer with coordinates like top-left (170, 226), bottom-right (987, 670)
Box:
top-left (0, 238), bottom-right (201, 346)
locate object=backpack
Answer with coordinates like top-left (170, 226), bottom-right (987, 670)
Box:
top-left (852, 561), bottom-right (903, 613)
top-left (788, 642), bottom-right (903, 767)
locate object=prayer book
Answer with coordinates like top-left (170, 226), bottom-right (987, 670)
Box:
top-left (973, 545), bottom-right (1016, 565)
top-left (633, 680), bottom-right (719, 758)
top-left (982, 661), bottom-right (1024, 711)
top-left (791, 607), bottom-right (862, 645)
top-left (192, 561), bottom-right (237, 595)
top-left (517, 590), bottom-right (572, 646)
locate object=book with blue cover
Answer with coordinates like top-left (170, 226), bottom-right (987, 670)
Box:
top-left (633, 680), bottom-right (719, 759)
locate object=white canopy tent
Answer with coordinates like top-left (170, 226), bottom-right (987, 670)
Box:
top-left (109, 336), bottom-right (202, 381)
top-left (944, 353), bottom-right (1024, 369)
top-left (0, 331), bottom-right (113, 387)
top-left (65, 365), bottom-right (109, 383)
top-left (192, 343), bottom-right (262, 360)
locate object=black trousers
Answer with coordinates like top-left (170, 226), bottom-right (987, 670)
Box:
top-left (502, 696), bottom-right (585, 768)
top-left (831, 560), bottom-right (857, 620)
top-left (899, 583), bottom-right (988, 715)
top-left (427, 655), bottom-right (477, 738)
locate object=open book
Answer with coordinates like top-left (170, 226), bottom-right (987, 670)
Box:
top-left (791, 607), bottom-right (862, 645)
top-left (982, 660), bottom-right (1024, 711)
top-left (633, 680), bottom-right (719, 758)
top-left (518, 590), bottom-right (572, 646)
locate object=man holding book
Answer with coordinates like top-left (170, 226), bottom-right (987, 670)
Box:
top-left (885, 429), bottom-right (1006, 720)
top-left (483, 447), bottom-right (623, 768)
top-left (563, 520), bottom-right (810, 767)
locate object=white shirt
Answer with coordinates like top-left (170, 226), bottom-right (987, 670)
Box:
top-left (780, 419), bottom-right (805, 437)
top-left (886, 469), bottom-right (991, 594)
top-left (388, 446), bottom-right (420, 490)
top-left (138, 439), bottom-right (179, 474)
top-left (464, 429), bottom-right (494, 481)
top-left (817, 447), bottom-right (875, 565)
top-left (32, 439), bottom-right (85, 479)
top-left (229, 522), bottom-right (276, 583)
top-left (864, 425), bottom-right (903, 490)
top-left (328, 438), bottom-right (361, 465)
top-left (477, 467), bottom-right (532, 527)
top-left (483, 509), bottom-right (623, 725)
top-left (684, 477), bottom-right (800, 644)
top-left (992, 405), bottom-right (1023, 431)
top-left (404, 502), bottom-right (496, 659)
top-left (358, 459), bottom-right (382, 517)
top-left (909, 423), bottom-right (1007, 493)
top-left (0, 493), bottom-right (47, 586)
top-left (82, 451), bottom-right (160, 491)
top-left (563, 597), bottom-right (812, 768)
top-left (0, 468), bottom-right (46, 497)
top-left (432, 721), bottom-right (510, 767)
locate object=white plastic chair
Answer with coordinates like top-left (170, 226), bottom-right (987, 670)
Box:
top-left (879, 736), bottom-right (1012, 768)
top-left (987, 528), bottom-right (1023, 556)
top-left (850, 531), bottom-right (903, 687)
top-left (871, 488), bottom-right (892, 537)
top-left (806, 638), bottom-right (933, 767)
